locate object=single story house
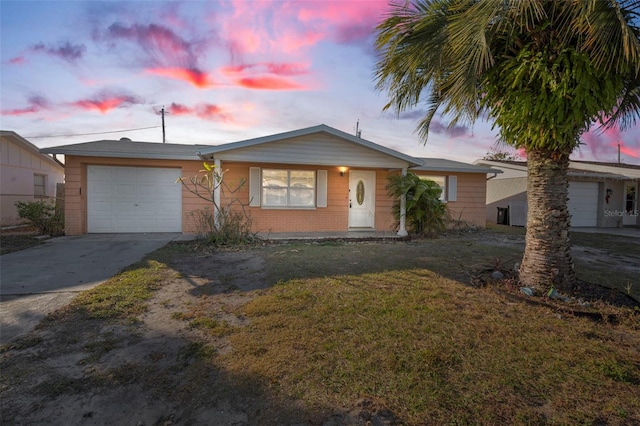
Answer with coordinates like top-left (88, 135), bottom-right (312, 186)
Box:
top-left (476, 159), bottom-right (640, 228)
top-left (40, 125), bottom-right (499, 236)
top-left (1, 130), bottom-right (65, 226)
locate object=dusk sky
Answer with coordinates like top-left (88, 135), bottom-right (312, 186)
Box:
top-left (1, 0), bottom-right (639, 165)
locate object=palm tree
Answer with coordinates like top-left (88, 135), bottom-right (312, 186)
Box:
top-left (375, 0), bottom-right (640, 291)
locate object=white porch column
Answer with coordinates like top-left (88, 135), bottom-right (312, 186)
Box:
top-left (213, 158), bottom-right (222, 229)
top-left (397, 167), bottom-right (408, 237)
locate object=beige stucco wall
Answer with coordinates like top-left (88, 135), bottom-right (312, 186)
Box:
top-left (1, 136), bottom-right (64, 226)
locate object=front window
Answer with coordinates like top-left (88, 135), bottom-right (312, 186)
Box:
top-left (262, 169), bottom-right (315, 208)
top-left (419, 175), bottom-right (446, 201)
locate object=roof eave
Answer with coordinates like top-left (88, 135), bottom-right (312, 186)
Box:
top-left (41, 148), bottom-right (201, 161)
top-left (412, 165), bottom-right (503, 174)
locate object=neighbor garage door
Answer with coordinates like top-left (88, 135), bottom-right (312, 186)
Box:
top-left (87, 165), bottom-right (182, 233)
top-left (567, 181), bottom-right (599, 227)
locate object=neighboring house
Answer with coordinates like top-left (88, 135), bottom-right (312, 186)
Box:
top-left (0, 131), bottom-right (65, 227)
top-left (476, 159), bottom-right (640, 228)
top-left (41, 125), bottom-right (498, 236)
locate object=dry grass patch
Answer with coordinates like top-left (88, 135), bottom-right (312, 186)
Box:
top-left (64, 260), bottom-right (168, 321)
top-left (219, 269), bottom-right (640, 425)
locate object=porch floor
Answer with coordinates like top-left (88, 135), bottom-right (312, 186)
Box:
top-left (256, 230), bottom-right (404, 241)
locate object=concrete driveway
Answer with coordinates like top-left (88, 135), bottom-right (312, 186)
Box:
top-left (0, 233), bottom-right (181, 344)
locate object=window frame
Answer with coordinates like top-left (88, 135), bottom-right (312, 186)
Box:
top-left (261, 168), bottom-right (316, 209)
top-left (418, 175), bottom-right (447, 202)
top-left (34, 174), bottom-right (46, 199)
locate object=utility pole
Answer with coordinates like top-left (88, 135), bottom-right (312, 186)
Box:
top-left (161, 106), bottom-right (166, 143)
top-left (618, 142), bottom-right (621, 164)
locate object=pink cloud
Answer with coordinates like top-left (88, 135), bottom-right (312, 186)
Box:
top-left (220, 0), bottom-right (388, 59)
top-left (296, 1), bottom-right (389, 44)
top-left (578, 125), bottom-right (640, 162)
top-left (70, 91), bottom-right (142, 114)
top-left (620, 144), bottom-right (639, 158)
top-left (145, 67), bottom-right (213, 88)
top-left (106, 23), bottom-right (194, 62)
top-left (9, 56), bottom-right (26, 65)
top-left (1, 95), bottom-right (49, 116)
top-left (222, 62), bottom-right (309, 76)
top-left (1, 106), bottom-right (39, 116)
top-left (197, 104), bottom-right (232, 121)
top-left (166, 102), bottom-right (233, 122)
top-left (236, 76), bottom-right (303, 90)
top-left (278, 31), bottom-right (325, 53)
top-left (167, 102), bottom-right (190, 115)
top-left (102, 22), bottom-right (213, 86)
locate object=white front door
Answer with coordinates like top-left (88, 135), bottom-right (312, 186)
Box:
top-left (348, 170), bottom-right (375, 228)
top-left (623, 182), bottom-right (638, 226)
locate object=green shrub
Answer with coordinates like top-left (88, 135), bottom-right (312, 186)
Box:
top-left (386, 172), bottom-right (447, 237)
top-left (15, 200), bottom-right (64, 236)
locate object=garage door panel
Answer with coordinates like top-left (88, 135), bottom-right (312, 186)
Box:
top-left (87, 166), bottom-right (182, 233)
top-left (568, 182), bottom-right (598, 227)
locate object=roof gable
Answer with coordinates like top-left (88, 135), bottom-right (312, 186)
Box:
top-left (1, 130), bottom-right (64, 171)
top-left (199, 124), bottom-right (423, 168)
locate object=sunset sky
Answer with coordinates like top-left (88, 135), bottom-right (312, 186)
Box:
top-left (1, 0), bottom-right (638, 164)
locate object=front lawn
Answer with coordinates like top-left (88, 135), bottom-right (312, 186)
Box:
top-left (1, 229), bottom-right (638, 425)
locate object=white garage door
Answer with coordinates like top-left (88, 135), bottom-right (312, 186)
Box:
top-left (87, 166), bottom-right (182, 233)
top-left (568, 181), bottom-right (599, 227)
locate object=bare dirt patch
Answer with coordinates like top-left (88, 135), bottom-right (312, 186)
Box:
top-left (1, 246), bottom-right (395, 425)
top-left (0, 228), bottom-right (45, 255)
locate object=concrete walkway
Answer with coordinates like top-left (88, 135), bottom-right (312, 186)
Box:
top-left (571, 227), bottom-right (640, 238)
top-left (258, 230), bottom-right (403, 241)
top-left (0, 233), bottom-right (180, 344)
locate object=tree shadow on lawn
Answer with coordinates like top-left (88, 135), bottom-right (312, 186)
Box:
top-left (257, 233), bottom-right (640, 306)
top-left (1, 302), bottom-right (386, 425)
top-left (169, 231), bottom-right (639, 306)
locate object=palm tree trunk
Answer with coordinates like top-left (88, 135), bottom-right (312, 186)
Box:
top-left (519, 148), bottom-right (576, 291)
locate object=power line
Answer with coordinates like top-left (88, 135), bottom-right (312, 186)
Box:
top-left (25, 126), bottom-right (161, 139)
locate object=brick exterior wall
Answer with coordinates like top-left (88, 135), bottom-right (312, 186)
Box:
top-left (222, 162), bottom-right (397, 233)
top-left (413, 171), bottom-right (487, 228)
top-left (63, 157), bottom-right (487, 235)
